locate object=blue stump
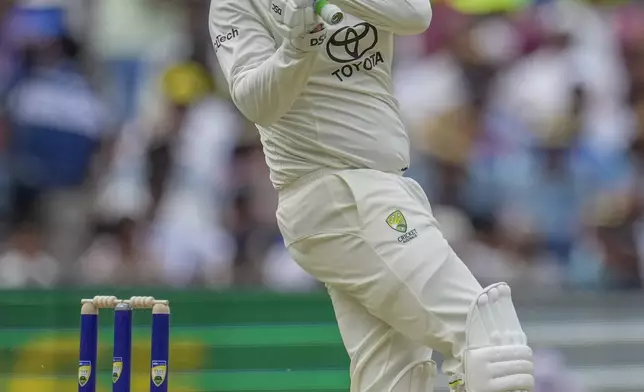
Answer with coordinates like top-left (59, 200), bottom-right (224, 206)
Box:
top-left (79, 303), bottom-right (98, 392)
top-left (150, 304), bottom-right (170, 392)
top-left (113, 302), bottom-right (133, 392)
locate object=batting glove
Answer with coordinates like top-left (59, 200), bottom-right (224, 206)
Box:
top-left (270, 0), bottom-right (328, 52)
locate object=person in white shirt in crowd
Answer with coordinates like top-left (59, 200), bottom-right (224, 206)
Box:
top-left (77, 217), bottom-right (158, 286)
top-left (0, 222), bottom-right (59, 288)
top-left (96, 62), bottom-right (240, 287)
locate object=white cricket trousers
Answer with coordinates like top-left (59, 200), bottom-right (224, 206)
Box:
top-left (277, 169), bottom-right (483, 392)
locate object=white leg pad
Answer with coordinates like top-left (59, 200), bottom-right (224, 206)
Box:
top-left (451, 283), bottom-right (534, 392)
top-left (388, 359), bottom-right (437, 392)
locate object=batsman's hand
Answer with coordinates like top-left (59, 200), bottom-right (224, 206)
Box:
top-left (270, 0), bottom-right (327, 52)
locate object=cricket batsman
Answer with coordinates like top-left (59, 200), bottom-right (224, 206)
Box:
top-left (209, 0), bottom-right (534, 391)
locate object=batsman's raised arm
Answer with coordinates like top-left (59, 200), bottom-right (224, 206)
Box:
top-left (329, 0), bottom-right (431, 35)
top-left (209, 0), bottom-right (326, 126)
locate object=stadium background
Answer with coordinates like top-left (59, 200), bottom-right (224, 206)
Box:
top-left (0, 0), bottom-right (643, 391)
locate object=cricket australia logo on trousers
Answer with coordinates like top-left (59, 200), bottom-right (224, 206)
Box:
top-left (386, 210), bottom-right (418, 243)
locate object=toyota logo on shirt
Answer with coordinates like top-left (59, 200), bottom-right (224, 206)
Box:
top-left (326, 22), bottom-right (378, 64)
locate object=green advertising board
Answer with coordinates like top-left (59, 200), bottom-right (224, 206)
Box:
top-left (0, 289), bottom-right (349, 392)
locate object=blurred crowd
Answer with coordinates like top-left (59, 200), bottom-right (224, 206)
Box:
top-left (396, 0), bottom-right (644, 291)
top-left (0, 0), bottom-right (642, 292)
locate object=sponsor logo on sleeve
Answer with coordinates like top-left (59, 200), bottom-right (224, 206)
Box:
top-left (213, 28), bottom-right (240, 52)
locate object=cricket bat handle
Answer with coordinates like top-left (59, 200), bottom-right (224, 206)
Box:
top-left (315, 0), bottom-right (344, 25)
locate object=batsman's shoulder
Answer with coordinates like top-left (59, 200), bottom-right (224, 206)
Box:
top-left (210, 0), bottom-right (260, 16)
top-left (209, 0), bottom-right (260, 38)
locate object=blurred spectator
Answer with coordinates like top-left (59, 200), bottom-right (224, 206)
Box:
top-left (5, 24), bottom-right (109, 265)
top-left (421, 102), bottom-right (480, 209)
top-left (395, 16), bottom-right (477, 145)
top-left (0, 1), bottom-right (17, 97)
top-left (461, 214), bottom-right (563, 289)
top-left (0, 221), bottom-right (59, 288)
top-left (0, 112), bottom-right (12, 228)
top-left (77, 217), bottom-right (157, 286)
top-left (226, 187), bottom-right (275, 286)
top-left (459, 215), bottom-right (516, 287)
top-left (97, 61), bottom-right (239, 287)
top-left (89, 0), bottom-right (190, 122)
top-left (585, 193), bottom-right (641, 289)
top-left (498, 86), bottom-right (588, 263)
top-left (225, 130), bottom-right (282, 286)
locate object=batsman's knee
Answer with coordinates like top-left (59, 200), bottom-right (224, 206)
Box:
top-left (452, 283), bottom-right (535, 392)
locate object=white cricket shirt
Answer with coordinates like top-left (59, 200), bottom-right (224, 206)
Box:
top-left (209, 0), bottom-right (432, 189)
